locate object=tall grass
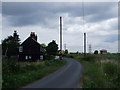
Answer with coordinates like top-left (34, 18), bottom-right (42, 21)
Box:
top-left (66, 53), bottom-right (119, 88)
top-left (2, 58), bottom-right (66, 88)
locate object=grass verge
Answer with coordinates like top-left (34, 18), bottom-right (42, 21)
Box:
top-left (66, 53), bottom-right (120, 88)
top-left (2, 59), bottom-right (66, 89)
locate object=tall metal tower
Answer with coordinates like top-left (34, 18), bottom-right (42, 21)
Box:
top-left (89, 44), bottom-right (92, 53)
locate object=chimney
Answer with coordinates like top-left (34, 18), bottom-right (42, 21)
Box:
top-left (30, 32), bottom-right (37, 41)
top-left (60, 16), bottom-right (62, 52)
top-left (13, 30), bottom-right (19, 41)
top-left (84, 33), bottom-right (86, 56)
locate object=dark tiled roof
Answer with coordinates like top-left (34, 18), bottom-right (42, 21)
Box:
top-left (21, 37), bottom-right (45, 52)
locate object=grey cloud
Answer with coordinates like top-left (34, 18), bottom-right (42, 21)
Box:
top-left (86, 12), bottom-right (116, 23)
top-left (6, 10), bottom-right (56, 27)
top-left (2, 2), bottom-right (117, 27)
top-left (104, 35), bottom-right (118, 42)
top-left (83, 2), bottom-right (117, 22)
top-left (2, 2), bottom-right (62, 27)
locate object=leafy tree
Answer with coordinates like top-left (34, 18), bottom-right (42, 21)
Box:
top-left (2, 31), bottom-right (20, 58)
top-left (46, 40), bottom-right (58, 56)
top-left (40, 43), bottom-right (46, 47)
top-left (64, 49), bottom-right (68, 54)
top-left (76, 51), bottom-right (79, 54)
top-left (94, 50), bottom-right (98, 54)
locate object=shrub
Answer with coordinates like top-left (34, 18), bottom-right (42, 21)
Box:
top-left (2, 59), bottom-right (20, 74)
top-left (94, 50), bottom-right (98, 54)
top-left (44, 55), bottom-right (55, 60)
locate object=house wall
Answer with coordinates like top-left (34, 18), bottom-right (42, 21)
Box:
top-left (100, 50), bottom-right (107, 54)
top-left (18, 37), bottom-right (45, 61)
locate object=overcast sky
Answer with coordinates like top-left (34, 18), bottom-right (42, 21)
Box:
top-left (2, 2), bottom-right (118, 53)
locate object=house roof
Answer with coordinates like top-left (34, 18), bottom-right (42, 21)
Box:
top-left (21, 37), bottom-right (45, 51)
top-left (21, 36), bottom-right (41, 45)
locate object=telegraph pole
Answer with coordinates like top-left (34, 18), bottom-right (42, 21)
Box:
top-left (60, 16), bottom-right (62, 60)
top-left (84, 33), bottom-right (86, 56)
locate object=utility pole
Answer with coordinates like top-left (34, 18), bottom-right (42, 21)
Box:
top-left (84, 33), bottom-right (86, 56)
top-left (60, 16), bottom-right (62, 60)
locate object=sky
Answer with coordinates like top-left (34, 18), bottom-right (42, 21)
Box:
top-left (2, 2), bottom-right (118, 53)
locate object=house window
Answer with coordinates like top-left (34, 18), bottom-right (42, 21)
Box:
top-left (19, 46), bottom-right (23, 52)
top-left (40, 55), bottom-right (43, 60)
top-left (25, 56), bottom-right (28, 60)
top-left (29, 56), bottom-right (32, 59)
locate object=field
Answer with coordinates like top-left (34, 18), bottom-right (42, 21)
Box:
top-left (2, 58), bottom-right (66, 89)
top-left (66, 53), bottom-right (120, 88)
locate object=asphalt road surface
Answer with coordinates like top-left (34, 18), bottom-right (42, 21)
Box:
top-left (22, 57), bottom-right (83, 88)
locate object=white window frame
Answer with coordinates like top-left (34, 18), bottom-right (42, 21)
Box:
top-left (19, 46), bottom-right (23, 52)
top-left (29, 56), bottom-right (32, 59)
top-left (25, 56), bottom-right (28, 60)
top-left (40, 55), bottom-right (43, 60)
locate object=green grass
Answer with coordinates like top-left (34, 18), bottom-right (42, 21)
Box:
top-left (82, 61), bottom-right (105, 88)
top-left (66, 53), bottom-right (120, 88)
top-left (2, 59), bottom-right (66, 89)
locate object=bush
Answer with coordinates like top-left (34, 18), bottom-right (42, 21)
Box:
top-left (94, 50), bottom-right (98, 54)
top-left (2, 59), bottom-right (20, 74)
top-left (44, 55), bottom-right (55, 60)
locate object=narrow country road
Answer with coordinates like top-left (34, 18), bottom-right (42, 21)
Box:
top-left (21, 57), bottom-right (83, 88)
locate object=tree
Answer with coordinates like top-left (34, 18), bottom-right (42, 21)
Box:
top-left (94, 50), bottom-right (98, 54)
top-left (2, 31), bottom-right (20, 58)
top-left (40, 43), bottom-right (46, 47)
top-left (64, 49), bottom-right (68, 54)
top-left (46, 40), bottom-right (58, 56)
